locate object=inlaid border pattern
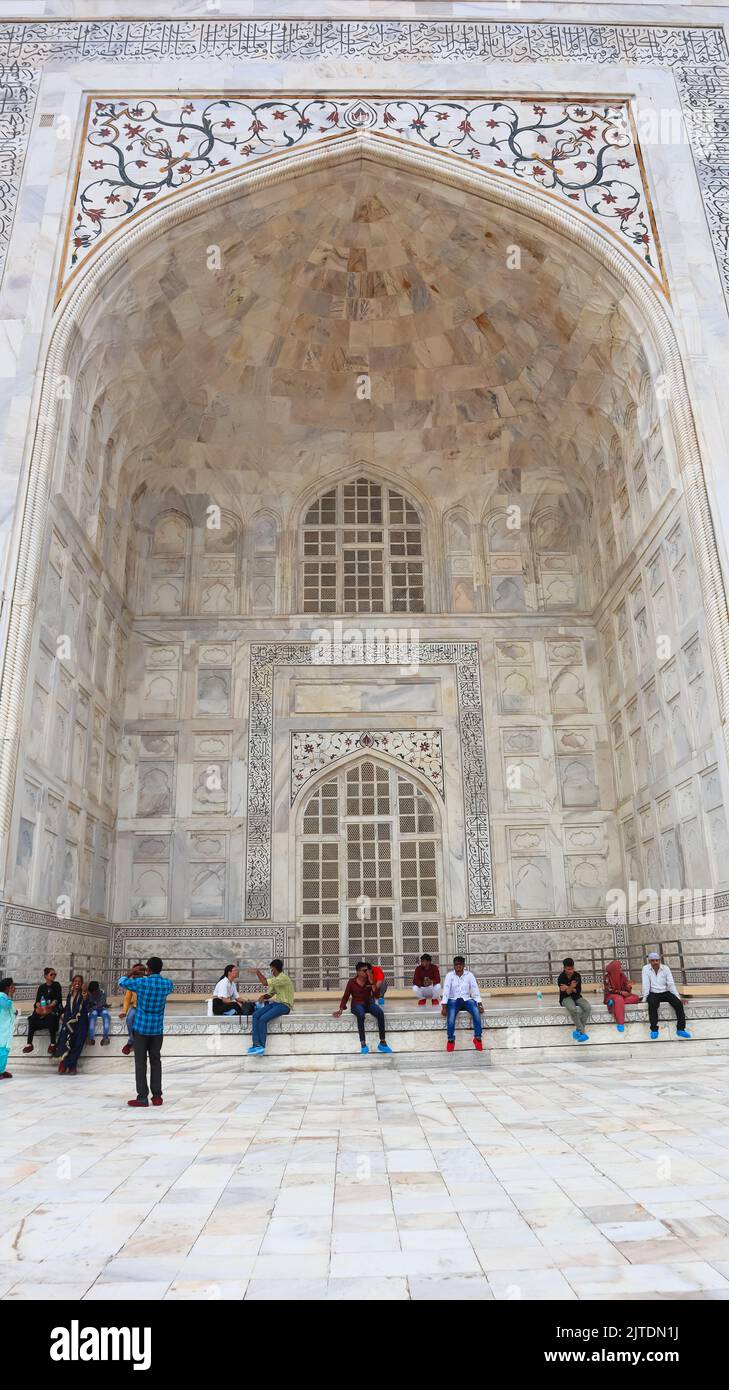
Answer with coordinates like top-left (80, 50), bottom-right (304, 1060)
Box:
top-left (291, 728), bottom-right (445, 805)
top-left (110, 921), bottom-right (287, 989)
top-left (248, 641), bottom-right (492, 920)
top-left (63, 94), bottom-right (659, 296)
top-left (1, 21), bottom-right (729, 298)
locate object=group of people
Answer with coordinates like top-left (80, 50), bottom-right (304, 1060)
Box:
top-left (558, 953), bottom-right (692, 1042)
top-left (0, 947), bottom-right (693, 1093)
top-left (0, 967), bottom-right (129, 1078)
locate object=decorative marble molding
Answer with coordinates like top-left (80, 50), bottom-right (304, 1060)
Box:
top-left (63, 94), bottom-right (661, 297)
top-left (291, 729), bottom-right (444, 805)
top-left (14, 1003), bottom-right (729, 1040)
top-left (456, 913), bottom-right (628, 960)
top-left (110, 921), bottom-right (287, 986)
top-left (1, 19), bottom-right (729, 298)
top-left (0, 899), bottom-right (109, 967)
top-left (248, 641), bottom-right (491, 919)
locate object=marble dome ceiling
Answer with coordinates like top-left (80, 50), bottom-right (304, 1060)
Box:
top-left (65, 156), bottom-right (657, 519)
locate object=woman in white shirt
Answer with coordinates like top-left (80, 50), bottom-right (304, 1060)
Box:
top-left (212, 965), bottom-right (253, 1017)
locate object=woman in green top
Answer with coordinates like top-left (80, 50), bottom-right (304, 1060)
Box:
top-left (247, 959), bottom-right (295, 1055)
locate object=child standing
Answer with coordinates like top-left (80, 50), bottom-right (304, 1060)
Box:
top-left (0, 977), bottom-right (17, 1079)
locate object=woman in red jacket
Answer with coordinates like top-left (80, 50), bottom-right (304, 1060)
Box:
top-left (603, 959), bottom-right (641, 1032)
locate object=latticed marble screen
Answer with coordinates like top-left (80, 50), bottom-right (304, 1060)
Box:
top-left (302, 477), bottom-right (425, 614)
top-left (299, 758), bottom-right (442, 986)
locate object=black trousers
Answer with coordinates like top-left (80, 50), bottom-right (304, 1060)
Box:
top-left (133, 1032), bottom-right (163, 1100)
top-left (647, 991), bottom-right (686, 1031)
top-left (351, 1002), bottom-right (385, 1045)
top-left (27, 1012), bottom-right (59, 1045)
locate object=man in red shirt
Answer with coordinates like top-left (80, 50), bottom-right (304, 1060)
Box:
top-left (412, 954), bottom-right (442, 1006)
top-left (366, 962), bottom-right (387, 1007)
top-left (333, 961), bottom-right (393, 1055)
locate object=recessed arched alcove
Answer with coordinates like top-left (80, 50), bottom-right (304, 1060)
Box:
top-left (2, 140), bottom-right (728, 984)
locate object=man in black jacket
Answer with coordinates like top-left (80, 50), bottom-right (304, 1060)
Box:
top-left (22, 966), bottom-right (63, 1053)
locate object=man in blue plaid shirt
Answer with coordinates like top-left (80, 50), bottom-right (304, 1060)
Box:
top-left (118, 956), bottom-right (174, 1107)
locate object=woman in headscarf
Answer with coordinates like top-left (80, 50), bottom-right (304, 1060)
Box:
top-left (55, 974), bottom-right (90, 1074)
top-left (603, 959), bottom-right (641, 1032)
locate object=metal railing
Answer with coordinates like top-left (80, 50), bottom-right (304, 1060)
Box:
top-left (5, 938), bottom-right (729, 1000)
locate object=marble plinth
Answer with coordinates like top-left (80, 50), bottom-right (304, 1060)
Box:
top-left (11, 1001), bottom-right (729, 1068)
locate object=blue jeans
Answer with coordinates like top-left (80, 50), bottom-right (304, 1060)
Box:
top-left (126, 1006), bottom-right (136, 1038)
top-left (251, 1002), bottom-right (290, 1048)
top-left (446, 998), bottom-right (482, 1041)
top-left (351, 1002), bottom-right (385, 1045)
top-left (88, 1008), bottom-right (110, 1039)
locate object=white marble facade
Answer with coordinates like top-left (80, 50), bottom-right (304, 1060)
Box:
top-left (3, 5), bottom-right (729, 984)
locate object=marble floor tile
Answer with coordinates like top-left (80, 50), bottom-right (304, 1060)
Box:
top-left (487, 1268), bottom-right (578, 1300)
top-left (6, 1280), bottom-right (96, 1300)
top-left (83, 1282), bottom-right (171, 1301)
top-left (408, 1275), bottom-right (494, 1300)
top-left (258, 1217), bottom-right (333, 1254)
top-left (5, 1055), bottom-right (729, 1302)
top-left (325, 1277), bottom-right (409, 1300)
top-left (165, 1280), bottom-right (249, 1300)
top-left (245, 1279), bottom-right (328, 1300)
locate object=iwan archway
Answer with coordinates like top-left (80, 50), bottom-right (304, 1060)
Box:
top-left (1, 133), bottom-right (728, 987)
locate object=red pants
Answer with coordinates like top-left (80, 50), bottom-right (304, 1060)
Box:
top-left (605, 992), bottom-right (641, 1025)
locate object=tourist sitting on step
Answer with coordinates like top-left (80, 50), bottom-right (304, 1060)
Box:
top-left (120, 963), bottom-right (146, 1056)
top-left (441, 957), bottom-right (484, 1052)
top-left (365, 961), bottom-right (387, 1007)
top-left (55, 975), bottom-right (90, 1075)
top-left (86, 982), bottom-right (111, 1047)
top-left (412, 954), bottom-right (442, 1006)
top-left (603, 959), bottom-right (641, 1033)
top-left (212, 964), bottom-right (255, 1018)
top-left (641, 952), bottom-right (692, 1041)
top-left (557, 958), bottom-right (591, 1042)
top-left (22, 966), bottom-right (62, 1054)
top-left (333, 961), bottom-right (392, 1055)
top-left (247, 959), bottom-right (295, 1055)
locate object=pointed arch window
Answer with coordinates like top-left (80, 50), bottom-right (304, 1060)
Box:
top-left (299, 758), bottom-right (442, 988)
top-left (301, 476), bottom-right (425, 613)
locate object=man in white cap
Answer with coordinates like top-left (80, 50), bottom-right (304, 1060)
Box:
top-left (641, 951), bottom-right (691, 1040)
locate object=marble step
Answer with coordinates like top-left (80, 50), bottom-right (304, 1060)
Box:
top-left (11, 1002), bottom-right (729, 1068)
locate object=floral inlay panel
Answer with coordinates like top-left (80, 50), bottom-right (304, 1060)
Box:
top-left (247, 641), bottom-right (492, 920)
top-left (291, 729), bottom-right (444, 804)
top-left (63, 95), bottom-right (662, 296)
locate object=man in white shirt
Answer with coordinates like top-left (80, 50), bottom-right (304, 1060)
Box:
top-left (641, 952), bottom-right (691, 1040)
top-left (441, 956), bottom-right (484, 1053)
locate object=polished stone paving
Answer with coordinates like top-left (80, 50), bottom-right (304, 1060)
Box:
top-left (2, 1054), bottom-right (729, 1300)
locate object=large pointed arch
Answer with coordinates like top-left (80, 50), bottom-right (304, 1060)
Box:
top-left (0, 131), bottom-right (727, 886)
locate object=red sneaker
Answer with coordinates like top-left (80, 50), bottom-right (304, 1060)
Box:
top-left (151, 1097), bottom-right (163, 1106)
top-left (446, 1040), bottom-right (455, 1052)
top-left (22, 1044), bottom-right (33, 1053)
top-left (47, 1045), bottom-right (55, 1055)
top-left (418, 999), bottom-right (426, 1006)
top-left (87, 1039), bottom-right (95, 1046)
top-left (121, 1044), bottom-right (132, 1056)
top-left (57, 1062), bottom-right (66, 1074)
top-left (65, 1068), bottom-right (77, 1075)
top-left (0, 1071), bottom-right (12, 1079)
top-left (473, 1038), bottom-right (483, 1052)
top-left (127, 1099), bottom-right (149, 1107)
top-left (431, 999), bottom-right (439, 1006)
